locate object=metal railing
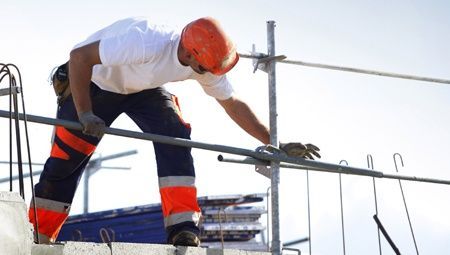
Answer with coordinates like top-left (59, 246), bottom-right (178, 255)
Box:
top-left (239, 54), bottom-right (450, 85)
top-left (6, 110), bottom-right (448, 183)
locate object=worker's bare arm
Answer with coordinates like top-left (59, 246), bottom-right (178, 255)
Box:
top-left (217, 96), bottom-right (270, 144)
top-left (69, 41), bottom-right (105, 138)
top-left (69, 41), bottom-right (102, 116)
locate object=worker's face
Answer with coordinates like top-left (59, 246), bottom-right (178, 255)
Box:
top-left (186, 55), bottom-right (207, 75)
top-left (178, 43), bottom-right (207, 74)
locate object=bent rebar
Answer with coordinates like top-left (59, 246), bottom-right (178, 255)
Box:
top-left (368, 154), bottom-right (382, 255)
top-left (393, 153), bottom-right (419, 255)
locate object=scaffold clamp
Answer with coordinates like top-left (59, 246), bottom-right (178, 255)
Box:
top-left (255, 164), bottom-right (271, 179)
top-left (250, 44), bottom-right (286, 73)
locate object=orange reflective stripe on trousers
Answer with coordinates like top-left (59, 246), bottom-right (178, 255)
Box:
top-left (160, 186), bottom-right (200, 217)
top-left (51, 126), bottom-right (96, 157)
top-left (29, 207), bottom-right (69, 242)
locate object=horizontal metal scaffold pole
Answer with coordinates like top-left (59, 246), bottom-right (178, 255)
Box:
top-left (217, 155), bottom-right (450, 186)
top-left (0, 170), bottom-right (42, 183)
top-left (1, 109), bottom-right (450, 186)
top-left (239, 53), bottom-right (450, 85)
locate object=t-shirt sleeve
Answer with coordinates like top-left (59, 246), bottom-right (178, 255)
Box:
top-left (99, 27), bottom-right (146, 66)
top-left (196, 73), bottom-right (234, 100)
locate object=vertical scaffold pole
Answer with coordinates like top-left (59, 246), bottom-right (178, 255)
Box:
top-left (267, 20), bottom-right (281, 255)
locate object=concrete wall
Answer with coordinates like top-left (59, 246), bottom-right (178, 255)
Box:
top-left (0, 192), bottom-right (34, 255)
top-left (32, 242), bottom-right (271, 255)
top-left (32, 242), bottom-right (110, 255)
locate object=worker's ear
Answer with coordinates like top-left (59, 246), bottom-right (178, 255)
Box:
top-left (51, 62), bottom-right (71, 105)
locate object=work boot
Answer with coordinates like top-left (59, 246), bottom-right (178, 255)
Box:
top-left (169, 230), bottom-right (200, 247)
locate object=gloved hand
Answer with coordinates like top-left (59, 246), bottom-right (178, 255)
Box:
top-left (279, 142), bottom-right (321, 160)
top-left (255, 142), bottom-right (321, 160)
top-left (78, 111), bottom-right (105, 139)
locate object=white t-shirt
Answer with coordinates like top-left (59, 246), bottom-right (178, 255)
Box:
top-left (73, 17), bottom-right (234, 100)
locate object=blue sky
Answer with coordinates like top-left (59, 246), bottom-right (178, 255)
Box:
top-left (1, 1), bottom-right (450, 254)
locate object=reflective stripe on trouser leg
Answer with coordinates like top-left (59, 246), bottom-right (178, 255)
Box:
top-left (35, 126), bottom-right (98, 204)
top-left (51, 126), bottom-right (96, 159)
top-left (29, 197), bottom-right (71, 243)
top-left (159, 176), bottom-right (201, 227)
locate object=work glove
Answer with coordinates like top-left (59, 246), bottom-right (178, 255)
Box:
top-left (256, 142), bottom-right (321, 160)
top-left (78, 111), bottom-right (105, 139)
top-left (279, 142), bottom-right (321, 160)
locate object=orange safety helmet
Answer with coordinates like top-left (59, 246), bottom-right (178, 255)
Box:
top-left (181, 17), bottom-right (239, 75)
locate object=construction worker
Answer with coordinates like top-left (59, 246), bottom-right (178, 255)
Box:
top-left (29, 17), bottom-right (320, 246)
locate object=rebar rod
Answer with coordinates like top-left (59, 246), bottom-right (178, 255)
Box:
top-left (338, 160), bottom-right (349, 255)
top-left (368, 155), bottom-right (382, 255)
top-left (2, 63), bottom-right (41, 243)
top-left (3, 65), bottom-right (14, 192)
top-left (239, 53), bottom-right (450, 85)
top-left (12, 85), bottom-right (25, 198)
top-left (393, 153), bottom-right (419, 254)
top-left (16, 63), bottom-right (40, 243)
top-left (339, 173), bottom-right (346, 255)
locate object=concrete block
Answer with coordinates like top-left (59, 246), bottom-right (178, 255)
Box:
top-left (111, 243), bottom-right (270, 255)
top-left (0, 191), bottom-right (34, 255)
top-left (111, 242), bottom-right (176, 255)
top-left (32, 242), bottom-right (110, 255)
top-left (186, 247), bottom-right (270, 255)
top-left (213, 249), bottom-right (270, 255)
top-left (32, 242), bottom-right (271, 255)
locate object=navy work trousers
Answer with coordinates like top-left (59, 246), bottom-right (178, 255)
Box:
top-left (30, 83), bottom-right (200, 243)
